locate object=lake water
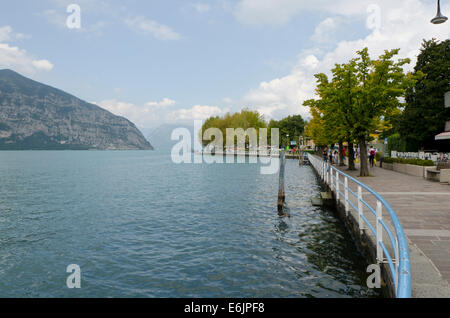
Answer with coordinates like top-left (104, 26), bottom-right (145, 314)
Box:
top-left (0, 150), bottom-right (380, 297)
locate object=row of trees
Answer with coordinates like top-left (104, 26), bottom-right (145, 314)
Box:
top-left (199, 41), bottom-right (448, 176)
top-left (304, 47), bottom-right (419, 176)
top-left (200, 110), bottom-right (267, 148)
top-left (200, 110), bottom-right (305, 149)
top-left (268, 115), bottom-right (305, 148)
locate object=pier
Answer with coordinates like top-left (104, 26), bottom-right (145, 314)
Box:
top-left (197, 150), bottom-right (304, 160)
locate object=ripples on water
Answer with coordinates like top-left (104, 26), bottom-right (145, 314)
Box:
top-left (0, 151), bottom-right (381, 297)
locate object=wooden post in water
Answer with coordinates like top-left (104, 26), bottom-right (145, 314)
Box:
top-left (298, 136), bottom-right (304, 165)
top-left (278, 152), bottom-right (286, 214)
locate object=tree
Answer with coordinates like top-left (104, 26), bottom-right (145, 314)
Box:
top-left (305, 61), bottom-right (359, 170)
top-left (351, 48), bottom-right (416, 176)
top-left (200, 109), bottom-right (267, 148)
top-left (319, 66), bottom-right (358, 169)
top-left (398, 39), bottom-right (450, 150)
top-left (306, 48), bottom-right (416, 176)
top-left (303, 99), bottom-right (334, 148)
top-left (268, 115), bottom-right (305, 148)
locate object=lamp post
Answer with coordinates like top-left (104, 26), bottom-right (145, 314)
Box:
top-left (431, 0), bottom-right (448, 24)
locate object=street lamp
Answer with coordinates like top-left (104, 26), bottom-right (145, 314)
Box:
top-left (431, 0), bottom-right (448, 24)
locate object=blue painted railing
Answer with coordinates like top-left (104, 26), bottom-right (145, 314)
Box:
top-left (308, 154), bottom-right (411, 298)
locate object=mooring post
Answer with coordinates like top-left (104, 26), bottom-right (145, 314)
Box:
top-left (278, 152), bottom-right (286, 214)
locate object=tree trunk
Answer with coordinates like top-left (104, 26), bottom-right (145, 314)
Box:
top-left (359, 138), bottom-right (370, 176)
top-left (348, 142), bottom-right (356, 171)
top-left (338, 142), bottom-right (345, 166)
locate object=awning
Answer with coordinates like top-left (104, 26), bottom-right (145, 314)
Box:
top-left (435, 132), bottom-right (450, 140)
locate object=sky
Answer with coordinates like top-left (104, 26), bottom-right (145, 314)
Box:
top-left (0, 0), bottom-right (449, 134)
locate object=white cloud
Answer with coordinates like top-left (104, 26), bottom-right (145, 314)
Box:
top-left (146, 98), bottom-right (176, 108)
top-left (0, 26), bottom-right (12, 42)
top-left (124, 16), bottom-right (181, 41)
top-left (32, 59), bottom-right (54, 71)
top-left (95, 98), bottom-right (207, 128)
top-left (95, 99), bottom-right (159, 128)
top-left (0, 27), bottom-right (54, 75)
top-left (0, 26), bottom-right (27, 42)
top-left (168, 105), bottom-right (224, 121)
top-left (233, 0), bottom-right (371, 25)
top-left (242, 67), bottom-right (315, 120)
top-left (0, 25), bottom-right (52, 74)
top-left (299, 55), bottom-right (319, 70)
top-left (192, 3), bottom-right (211, 13)
top-left (311, 17), bottom-right (341, 43)
top-left (237, 0), bottom-right (450, 121)
top-left (96, 99), bottom-right (225, 128)
top-left (0, 26), bottom-right (14, 42)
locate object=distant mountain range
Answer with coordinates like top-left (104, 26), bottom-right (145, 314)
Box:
top-left (0, 69), bottom-right (153, 150)
top-left (147, 123), bottom-right (195, 151)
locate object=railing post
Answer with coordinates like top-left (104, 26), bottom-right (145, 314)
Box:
top-left (326, 170), bottom-right (329, 185)
top-left (344, 177), bottom-right (349, 216)
top-left (358, 186), bottom-right (364, 234)
top-left (336, 172), bottom-right (340, 203)
top-left (395, 237), bottom-right (399, 294)
top-left (376, 200), bottom-right (383, 263)
top-left (323, 162), bottom-right (326, 180)
top-left (329, 168), bottom-right (333, 189)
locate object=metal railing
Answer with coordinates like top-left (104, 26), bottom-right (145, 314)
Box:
top-left (308, 153), bottom-right (411, 298)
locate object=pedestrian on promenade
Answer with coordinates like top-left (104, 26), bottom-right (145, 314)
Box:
top-left (343, 147), bottom-right (347, 165)
top-left (369, 146), bottom-right (376, 167)
top-left (323, 147), bottom-right (328, 162)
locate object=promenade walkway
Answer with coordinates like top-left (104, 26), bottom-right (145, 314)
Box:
top-left (334, 163), bottom-right (450, 297)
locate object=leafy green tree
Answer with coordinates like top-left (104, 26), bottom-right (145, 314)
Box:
top-left (317, 67), bottom-right (357, 169)
top-left (200, 109), bottom-right (267, 148)
top-left (201, 110), bottom-right (307, 150)
top-left (305, 61), bottom-right (360, 170)
top-left (303, 99), bottom-right (334, 148)
top-left (351, 48), bottom-right (416, 176)
top-left (307, 48), bottom-right (416, 176)
top-left (399, 39), bottom-right (450, 150)
top-left (268, 115), bottom-right (305, 148)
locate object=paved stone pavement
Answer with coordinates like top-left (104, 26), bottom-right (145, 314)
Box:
top-left (334, 164), bottom-right (450, 285)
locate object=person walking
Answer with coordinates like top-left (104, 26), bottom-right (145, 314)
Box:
top-left (323, 147), bottom-right (328, 162)
top-left (369, 146), bottom-right (376, 167)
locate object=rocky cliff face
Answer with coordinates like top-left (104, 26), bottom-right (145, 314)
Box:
top-left (0, 69), bottom-right (153, 150)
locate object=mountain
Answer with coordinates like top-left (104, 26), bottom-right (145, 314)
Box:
top-left (0, 69), bottom-right (153, 150)
top-left (147, 123), bottom-right (195, 151)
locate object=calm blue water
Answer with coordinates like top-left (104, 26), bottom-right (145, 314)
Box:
top-left (0, 150), bottom-right (380, 297)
